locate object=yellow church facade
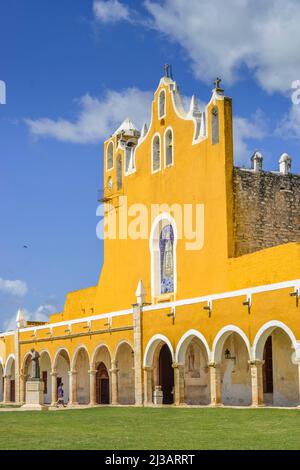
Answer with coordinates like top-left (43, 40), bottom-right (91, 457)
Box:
top-left (2, 71), bottom-right (300, 408)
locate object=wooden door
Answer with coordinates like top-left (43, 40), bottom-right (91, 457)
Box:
top-left (263, 336), bottom-right (273, 393)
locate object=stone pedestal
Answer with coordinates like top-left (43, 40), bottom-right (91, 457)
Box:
top-left (21, 380), bottom-right (48, 411)
top-left (153, 386), bottom-right (163, 405)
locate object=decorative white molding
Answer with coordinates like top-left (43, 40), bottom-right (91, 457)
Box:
top-left (143, 333), bottom-right (174, 367)
top-left (212, 325), bottom-right (251, 363)
top-left (175, 329), bottom-right (211, 364)
top-left (252, 320), bottom-right (300, 361)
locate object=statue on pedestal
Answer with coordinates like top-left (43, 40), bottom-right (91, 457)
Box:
top-left (30, 349), bottom-right (40, 380)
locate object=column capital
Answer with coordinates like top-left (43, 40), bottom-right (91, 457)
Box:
top-left (68, 370), bottom-right (77, 376)
top-left (50, 369), bottom-right (58, 377)
top-left (88, 369), bottom-right (97, 375)
top-left (109, 367), bottom-right (119, 374)
top-left (172, 362), bottom-right (184, 370)
top-left (143, 366), bottom-right (153, 372)
top-left (208, 361), bottom-right (220, 369)
top-left (3, 375), bottom-right (11, 380)
top-left (248, 360), bottom-right (264, 367)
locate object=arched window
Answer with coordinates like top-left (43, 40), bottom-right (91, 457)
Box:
top-left (106, 142), bottom-right (114, 170)
top-left (158, 90), bottom-right (166, 119)
top-left (152, 135), bottom-right (161, 173)
top-left (150, 215), bottom-right (177, 299)
top-left (125, 141), bottom-right (135, 174)
top-left (211, 107), bottom-right (219, 145)
top-left (117, 155), bottom-right (122, 190)
top-left (160, 224), bottom-right (174, 294)
top-left (165, 128), bottom-right (173, 167)
top-left (107, 176), bottom-right (113, 190)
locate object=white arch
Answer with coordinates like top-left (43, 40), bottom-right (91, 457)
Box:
top-left (39, 349), bottom-right (52, 360)
top-left (149, 212), bottom-right (178, 300)
top-left (4, 353), bottom-right (15, 376)
top-left (143, 334), bottom-right (174, 367)
top-left (22, 351), bottom-right (33, 371)
top-left (164, 126), bottom-right (174, 168)
top-left (91, 343), bottom-right (112, 368)
top-left (151, 132), bottom-right (162, 173)
top-left (106, 140), bottom-right (114, 171)
top-left (158, 89), bottom-right (166, 119)
top-left (71, 344), bottom-right (90, 370)
top-left (175, 329), bottom-right (211, 364)
top-left (212, 325), bottom-right (251, 363)
top-left (114, 340), bottom-right (134, 361)
top-left (253, 320), bottom-right (300, 361)
top-left (52, 347), bottom-right (71, 370)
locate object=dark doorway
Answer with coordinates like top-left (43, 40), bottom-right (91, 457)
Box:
top-left (159, 344), bottom-right (174, 404)
top-left (10, 380), bottom-right (15, 402)
top-left (96, 362), bottom-right (110, 404)
top-left (263, 336), bottom-right (273, 393)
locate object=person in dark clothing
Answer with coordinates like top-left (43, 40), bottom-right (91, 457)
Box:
top-left (57, 382), bottom-right (65, 407)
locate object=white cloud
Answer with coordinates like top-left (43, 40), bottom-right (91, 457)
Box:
top-left (145, 0), bottom-right (300, 93)
top-left (93, 0), bottom-right (130, 24)
top-left (3, 304), bottom-right (56, 332)
top-left (0, 278), bottom-right (28, 297)
top-left (25, 88), bottom-right (153, 144)
top-left (233, 111), bottom-right (267, 166)
top-left (276, 103), bottom-right (300, 139)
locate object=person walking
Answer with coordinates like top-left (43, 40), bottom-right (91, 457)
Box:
top-left (57, 382), bottom-right (65, 407)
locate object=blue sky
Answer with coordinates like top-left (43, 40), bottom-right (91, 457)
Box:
top-left (1, 0), bottom-right (300, 330)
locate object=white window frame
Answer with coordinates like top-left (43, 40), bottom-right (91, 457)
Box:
top-left (106, 141), bottom-right (114, 172)
top-left (158, 89), bottom-right (166, 119)
top-left (151, 132), bottom-right (162, 174)
top-left (149, 212), bottom-right (177, 301)
top-left (164, 126), bottom-right (174, 168)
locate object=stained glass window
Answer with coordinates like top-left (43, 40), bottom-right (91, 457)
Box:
top-left (160, 224), bottom-right (174, 294)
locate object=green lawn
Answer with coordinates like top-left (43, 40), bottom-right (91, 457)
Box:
top-left (0, 407), bottom-right (300, 450)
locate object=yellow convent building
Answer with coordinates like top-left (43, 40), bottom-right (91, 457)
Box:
top-left (2, 71), bottom-right (300, 408)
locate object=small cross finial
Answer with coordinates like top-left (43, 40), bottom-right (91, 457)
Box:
top-left (214, 77), bottom-right (222, 89)
top-left (164, 64), bottom-right (170, 78)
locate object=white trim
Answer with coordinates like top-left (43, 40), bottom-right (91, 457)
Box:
top-left (71, 344), bottom-right (90, 370)
top-left (4, 353), bottom-right (15, 376)
top-left (151, 132), bottom-right (162, 174)
top-left (212, 325), bottom-right (251, 363)
top-left (164, 126), bottom-right (174, 168)
top-left (19, 307), bottom-right (132, 334)
top-left (53, 347), bottom-right (71, 370)
top-left (143, 278), bottom-right (300, 313)
top-left (91, 343), bottom-right (112, 368)
top-left (175, 329), bottom-right (211, 364)
top-left (114, 339), bottom-right (133, 361)
top-left (10, 277), bottom-right (300, 336)
top-left (143, 334), bottom-right (174, 367)
top-left (149, 212), bottom-right (178, 301)
top-left (252, 320), bottom-right (300, 361)
top-left (106, 141), bottom-right (114, 172)
top-left (0, 331), bottom-right (15, 337)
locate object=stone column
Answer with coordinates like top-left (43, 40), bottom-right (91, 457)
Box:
top-left (209, 362), bottom-right (222, 406)
top-left (143, 366), bottom-right (153, 405)
top-left (50, 370), bottom-right (58, 405)
top-left (89, 369), bottom-right (97, 406)
top-left (14, 330), bottom-right (20, 404)
top-left (249, 360), bottom-right (264, 407)
top-left (68, 370), bottom-right (78, 406)
top-left (133, 304), bottom-right (143, 406)
top-left (109, 361), bottom-right (118, 405)
top-left (3, 375), bottom-right (11, 403)
top-left (19, 373), bottom-right (26, 405)
top-left (173, 363), bottom-right (185, 406)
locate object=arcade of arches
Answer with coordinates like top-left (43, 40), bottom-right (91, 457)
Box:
top-left (0, 323), bottom-right (300, 408)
